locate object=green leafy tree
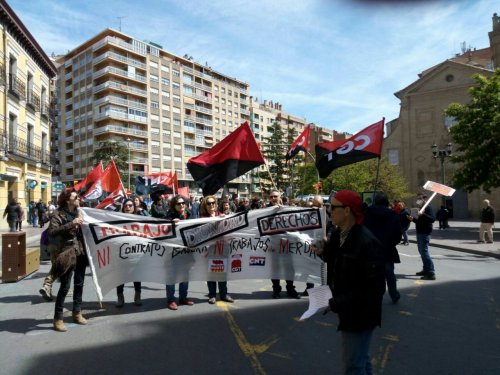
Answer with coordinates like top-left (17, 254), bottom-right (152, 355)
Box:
top-left (259, 121), bottom-right (288, 192)
top-left (445, 70), bottom-right (500, 193)
top-left (296, 158), bottom-right (411, 201)
top-left (92, 140), bottom-right (128, 183)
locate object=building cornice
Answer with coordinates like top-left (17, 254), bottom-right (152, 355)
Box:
top-left (0, 0), bottom-right (57, 77)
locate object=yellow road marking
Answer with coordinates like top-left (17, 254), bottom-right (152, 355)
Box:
top-left (220, 303), bottom-right (279, 375)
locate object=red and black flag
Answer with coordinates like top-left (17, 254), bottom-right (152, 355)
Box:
top-left (286, 124), bottom-right (311, 160)
top-left (187, 122), bottom-right (265, 196)
top-left (315, 119), bottom-right (384, 178)
top-left (73, 161), bottom-right (103, 194)
top-left (136, 171), bottom-right (178, 196)
top-left (83, 160), bottom-right (125, 201)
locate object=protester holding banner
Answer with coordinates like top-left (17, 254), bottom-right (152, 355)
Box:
top-left (165, 195), bottom-right (194, 310)
top-left (201, 195), bottom-right (234, 304)
top-left (116, 198), bottom-right (143, 307)
top-left (133, 196), bottom-right (149, 216)
top-left (268, 190), bottom-right (300, 299)
top-left (48, 189), bottom-right (88, 332)
top-left (315, 190), bottom-right (386, 374)
top-left (151, 194), bottom-right (169, 219)
top-left (408, 194), bottom-right (436, 280)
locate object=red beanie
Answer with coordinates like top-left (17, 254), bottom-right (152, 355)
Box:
top-left (334, 190), bottom-right (364, 224)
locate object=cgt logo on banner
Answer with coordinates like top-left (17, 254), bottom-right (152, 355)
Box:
top-left (80, 206), bottom-right (326, 301)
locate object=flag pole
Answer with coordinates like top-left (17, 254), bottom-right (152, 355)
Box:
top-left (372, 156), bottom-right (381, 203)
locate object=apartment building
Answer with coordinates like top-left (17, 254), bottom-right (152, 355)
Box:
top-left (0, 1), bottom-right (57, 211)
top-left (383, 13), bottom-right (500, 218)
top-left (56, 28), bottom-right (251, 196)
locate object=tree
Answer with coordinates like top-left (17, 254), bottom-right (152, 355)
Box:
top-left (259, 121), bottom-right (288, 192)
top-left (296, 158), bottom-right (411, 201)
top-left (445, 70), bottom-right (500, 193)
top-left (92, 140), bottom-right (129, 183)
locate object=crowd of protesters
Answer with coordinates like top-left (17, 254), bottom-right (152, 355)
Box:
top-left (14, 187), bottom-right (458, 344)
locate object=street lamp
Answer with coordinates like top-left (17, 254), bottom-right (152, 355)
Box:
top-left (431, 142), bottom-right (452, 205)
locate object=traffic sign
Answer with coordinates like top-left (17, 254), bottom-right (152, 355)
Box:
top-left (54, 183), bottom-right (65, 190)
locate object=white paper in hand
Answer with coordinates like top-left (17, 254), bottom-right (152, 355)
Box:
top-left (300, 285), bottom-right (332, 320)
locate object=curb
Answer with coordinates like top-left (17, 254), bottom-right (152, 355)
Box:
top-left (408, 240), bottom-right (500, 260)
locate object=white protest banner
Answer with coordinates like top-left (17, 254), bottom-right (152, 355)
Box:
top-left (419, 180), bottom-right (456, 213)
top-left (81, 206), bottom-right (326, 301)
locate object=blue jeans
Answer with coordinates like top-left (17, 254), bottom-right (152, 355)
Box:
top-left (207, 281), bottom-right (228, 298)
top-left (341, 329), bottom-right (374, 375)
top-left (7, 220), bottom-right (16, 232)
top-left (401, 230), bottom-right (408, 243)
top-left (385, 262), bottom-right (399, 300)
top-left (166, 282), bottom-right (189, 302)
top-left (416, 233), bottom-right (435, 273)
top-left (54, 254), bottom-right (87, 320)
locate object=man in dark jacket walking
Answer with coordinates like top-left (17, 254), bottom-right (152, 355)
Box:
top-left (408, 194), bottom-right (436, 280)
top-left (364, 192), bottom-right (402, 303)
top-left (316, 190), bottom-right (386, 374)
top-left (3, 199), bottom-right (21, 232)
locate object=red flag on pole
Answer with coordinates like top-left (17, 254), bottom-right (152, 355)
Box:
top-left (73, 161), bottom-right (103, 193)
top-left (83, 160), bottom-right (125, 200)
top-left (315, 119), bottom-right (385, 178)
top-left (187, 122), bottom-right (265, 196)
top-left (286, 124), bottom-right (311, 160)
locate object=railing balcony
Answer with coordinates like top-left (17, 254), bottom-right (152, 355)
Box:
top-left (94, 66), bottom-right (147, 83)
top-left (0, 129), bottom-right (50, 165)
top-left (8, 74), bottom-right (26, 100)
top-left (26, 89), bottom-right (41, 112)
top-left (195, 117), bottom-right (213, 126)
top-left (94, 95), bottom-right (147, 111)
top-left (94, 80), bottom-right (148, 97)
top-left (94, 51), bottom-right (146, 70)
top-left (94, 110), bottom-right (147, 123)
top-left (93, 124), bottom-right (148, 137)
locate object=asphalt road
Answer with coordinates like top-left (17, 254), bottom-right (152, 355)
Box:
top-left (0, 242), bottom-right (499, 375)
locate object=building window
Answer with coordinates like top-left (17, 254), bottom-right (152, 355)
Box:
top-left (388, 149), bottom-right (399, 165)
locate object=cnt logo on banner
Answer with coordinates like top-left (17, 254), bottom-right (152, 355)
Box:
top-left (80, 206), bottom-right (326, 301)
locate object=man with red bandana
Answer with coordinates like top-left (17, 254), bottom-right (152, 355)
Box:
top-left (315, 190), bottom-right (386, 375)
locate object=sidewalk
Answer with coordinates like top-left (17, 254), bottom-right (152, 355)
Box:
top-left (406, 219), bottom-right (500, 259)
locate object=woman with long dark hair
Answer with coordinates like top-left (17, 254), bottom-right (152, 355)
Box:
top-left (48, 189), bottom-right (87, 332)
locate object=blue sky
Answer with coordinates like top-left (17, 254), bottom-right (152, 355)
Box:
top-left (9, 0), bottom-right (498, 134)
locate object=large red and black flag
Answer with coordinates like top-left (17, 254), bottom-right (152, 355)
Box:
top-left (73, 161), bottom-right (103, 194)
top-left (187, 122), bottom-right (265, 196)
top-left (286, 124), bottom-right (311, 160)
top-left (315, 119), bottom-right (384, 178)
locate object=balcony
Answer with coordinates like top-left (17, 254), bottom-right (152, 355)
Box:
top-left (26, 89), bottom-right (41, 112)
top-left (93, 124), bottom-right (148, 138)
top-left (93, 36), bottom-right (146, 57)
top-left (94, 95), bottom-right (147, 111)
top-left (94, 80), bottom-right (147, 97)
top-left (94, 109), bottom-right (147, 124)
top-left (94, 66), bottom-right (146, 83)
top-left (94, 51), bottom-right (146, 70)
top-left (8, 74), bottom-right (26, 100)
top-left (0, 129), bottom-right (50, 166)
